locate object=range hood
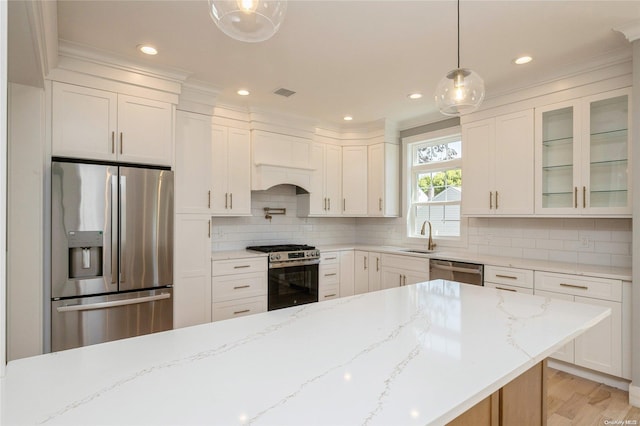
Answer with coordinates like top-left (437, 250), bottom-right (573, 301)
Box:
top-left (251, 130), bottom-right (314, 192)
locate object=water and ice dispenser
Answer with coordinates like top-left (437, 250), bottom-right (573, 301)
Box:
top-left (68, 231), bottom-right (103, 279)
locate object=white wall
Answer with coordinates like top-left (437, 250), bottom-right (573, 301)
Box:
top-left (1, 0), bottom-right (8, 374)
top-left (7, 83), bottom-right (44, 361)
top-left (211, 185), bottom-right (357, 251)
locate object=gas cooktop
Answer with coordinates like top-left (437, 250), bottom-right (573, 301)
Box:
top-left (246, 244), bottom-right (316, 253)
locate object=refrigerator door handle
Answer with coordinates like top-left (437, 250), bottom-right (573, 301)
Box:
top-left (119, 174), bottom-right (126, 284)
top-left (56, 293), bottom-right (171, 313)
top-left (109, 174), bottom-right (118, 285)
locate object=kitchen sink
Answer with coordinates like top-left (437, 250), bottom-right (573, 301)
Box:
top-left (401, 249), bottom-right (435, 254)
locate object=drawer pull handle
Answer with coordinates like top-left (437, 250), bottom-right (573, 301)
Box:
top-left (233, 309), bottom-right (250, 315)
top-left (325, 294), bottom-right (337, 298)
top-left (325, 257), bottom-right (337, 260)
top-left (324, 273), bottom-right (337, 277)
top-left (495, 286), bottom-right (517, 292)
top-left (495, 274), bottom-right (517, 280)
top-left (233, 285), bottom-right (251, 290)
top-left (560, 283), bottom-right (588, 290)
top-left (234, 265), bottom-right (251, 269)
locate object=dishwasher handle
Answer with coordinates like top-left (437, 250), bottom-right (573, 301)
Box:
top-left (430, 263), bottom-right (482, 275)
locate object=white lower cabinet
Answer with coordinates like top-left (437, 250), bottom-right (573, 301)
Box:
top-left (380, 254), bottom-right (429, 290)
top-left (354, 251), bottom-right (382, 294)
top-left (534, 271), bottom-right (625, 378)
top-left (484, 265), bottom-right (534, 294)
top-left (212, 257), bottom-right (267, 321)
top-left (319, 252), bottom-right (340, 302)
top-left (174, 215), bottom-right (212, 329)
top-left (318, 250), bottom-right (354, 300)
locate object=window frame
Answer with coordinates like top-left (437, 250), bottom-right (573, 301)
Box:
top-left (402, 126), bottom-right (468, 248)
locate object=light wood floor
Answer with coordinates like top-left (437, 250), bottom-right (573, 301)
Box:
top-left (548, 368), bottom-right (640, 425)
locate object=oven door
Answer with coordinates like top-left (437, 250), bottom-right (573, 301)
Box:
top-left (268, 262), bottom-right (319, 311)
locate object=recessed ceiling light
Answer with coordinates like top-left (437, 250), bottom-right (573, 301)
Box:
top-left (237, 89), bottom-right (250, 96)
top-left (343, 116), bottom-right (353, 121)
top-left (138, 45), bottom-right (158, 55)
top-left (514, 56), bottom-right (533, 65)
top-left (408, 93), bottom-right (423, 100)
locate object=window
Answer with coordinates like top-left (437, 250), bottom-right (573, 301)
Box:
top-left (406, 129), bottom-right (464, 240)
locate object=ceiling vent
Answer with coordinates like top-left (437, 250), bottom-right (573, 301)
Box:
top-left (274, 88), bottom-right (296, 98)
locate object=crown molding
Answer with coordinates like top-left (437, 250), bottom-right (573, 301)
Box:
top-left (24, 0), bottom-right (58, 84)
top-left (177, 80), bottom-right (220, 116)
top-left (52, 40), bottom-right (191, 94)
top-left (615, 20), bottom-right (640, 42)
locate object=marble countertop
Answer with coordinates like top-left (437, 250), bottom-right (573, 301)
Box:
top-left (211, 249), bottom-right (268, 261)
top-left (1, 280), bottom-right (608, 426)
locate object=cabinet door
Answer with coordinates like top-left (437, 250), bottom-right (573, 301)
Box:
top-left (174, 215), bottom-right (212, 328)
top-left (339, 250), bottom-right (355, 297)
top-left (404, 271), bottom-right (430, 286)
top-left (534, 290), bottom-right (574, 363)
top-left (52, 82), bottom-right (117, 161)
top-left (226, 128), bottom-right (251, 215)
top-left (325, 144), bottom-right (343, 215)
top-left (342, 146), bottom-right (368, 215)
top-left (307, 143), bottom-right (326, 215)
top-left (535, 100), bottom-right (581, 214)
top-left (494, 110), bottom-right (534, 215)
top-left (581, 89), bottom-right (631, 215)
top-left (117, 94), bottom-right (173, 166)
top-left (381, 268), bottom-right (403, 290)
top-left (354, 251), bottom-right (369, 294)
top-left (574, 296), bottom-right (622, 377)
top-left (175, 111), bottom-right (212, 214)
top-left (368, 253), bottom-right (382, 292)
top-left (367, 144), bottom-right (385, 216)
top-left (462, 118), bottom-right (494, 215)
top-left (211, 125), bottom-right (230, 214)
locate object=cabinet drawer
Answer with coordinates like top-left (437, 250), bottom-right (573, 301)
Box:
top-left (212, 296), bottom-right (267, 322)
top-left (485, 282), bottom-right (534, 295)
top-left (212, 257), bottom-right (267, 276)
top-left (321, 251), bottom-right (340, 264)
top-left (212, 272), bottom-right (267, 302)
top-left (319, 265), bottom-right (339, 285)
top-left (485, 266), bottom-right (533, 289)
top-left (381, 254), bottom-right (429, 273)
top-left (534, 271), bottom-right (622, 302)
top-left (319, 285), bottom-right (339, 301)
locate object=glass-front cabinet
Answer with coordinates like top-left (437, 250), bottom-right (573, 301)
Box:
top-left (535, 88), bottom-right (631, 215)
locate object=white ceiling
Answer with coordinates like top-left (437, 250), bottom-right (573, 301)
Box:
top-left (18, 1), bottom-right (640, 127)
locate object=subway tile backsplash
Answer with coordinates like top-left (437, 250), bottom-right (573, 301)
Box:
top-left (211, 187), bottom-right (632, 268)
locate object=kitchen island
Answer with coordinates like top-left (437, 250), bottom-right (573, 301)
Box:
top-left (1, 280), bottom-right (609, 425)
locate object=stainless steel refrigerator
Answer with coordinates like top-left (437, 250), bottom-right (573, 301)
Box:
top-left (51, 159), bottom-right (174, 352)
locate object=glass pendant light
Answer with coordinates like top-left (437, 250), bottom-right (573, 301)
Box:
top-left (434, 0), bottom-right (485, 116)
top-left (209, 0), bottom-right (287, 43)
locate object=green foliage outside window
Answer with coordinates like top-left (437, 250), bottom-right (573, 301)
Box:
top-left (418, 169), bottom-right (462, 197)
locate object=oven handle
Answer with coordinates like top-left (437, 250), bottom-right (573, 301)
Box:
top-left (269, 259), bottom-right (320, 269)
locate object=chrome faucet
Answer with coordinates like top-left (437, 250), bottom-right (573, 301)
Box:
top-left (420, 220), bottom-right (436, 251)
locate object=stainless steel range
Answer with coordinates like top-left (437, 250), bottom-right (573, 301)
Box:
top-left (246, 244), bottom-right (320, 311)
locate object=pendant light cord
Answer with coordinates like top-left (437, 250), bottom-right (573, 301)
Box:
top-left (457, 0), bottom-right (460, 69)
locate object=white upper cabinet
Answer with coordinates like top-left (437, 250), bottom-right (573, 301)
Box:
top-left (462, 109), bottom-right (534, 215)
top-left (305, 142), bottom-right (342, 216)
top-left (52, 82), bottom-right (173, 166)
top-left (367, 143), bottom-right (399, 217)
top-left (212, 125), bottom-right (251, 216)
top-left (52, 83), bottom-right (117, 161)
top-left (342, 145), bottom-right (368, 215)
top-left (175, 111), bottom-right (213, 214)
top-left (116, 95), bottom-right (173, 166)
top-left (535, 88), bottom-right (631, 216)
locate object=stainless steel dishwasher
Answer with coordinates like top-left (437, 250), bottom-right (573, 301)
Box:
top-left (429, 259), bottom-right (484, 286)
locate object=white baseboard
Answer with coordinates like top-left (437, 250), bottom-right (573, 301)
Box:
top-left (629, 383), bottom-right (640, 407)
top-left (547, 359), bottom-right (630, 391)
